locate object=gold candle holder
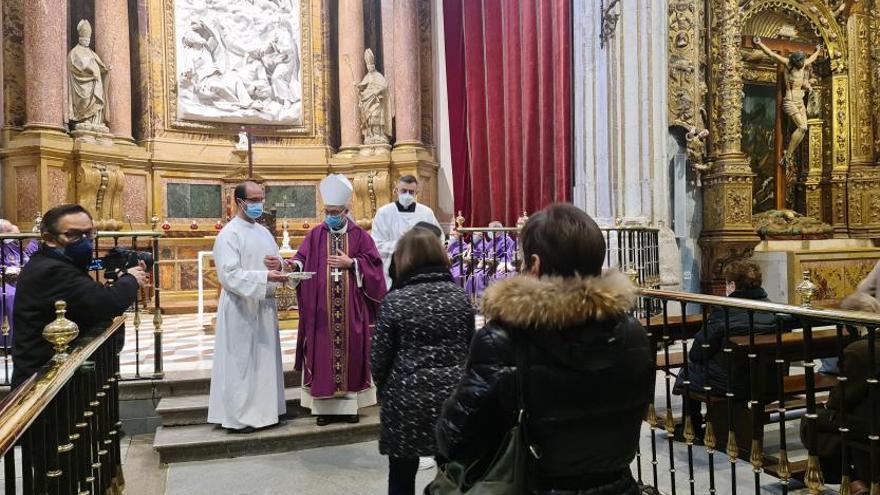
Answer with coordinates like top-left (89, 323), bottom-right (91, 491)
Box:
top-left (796, 270), bottom-right (818, 308)
top-left (42, 301), bottom-right (79, 363)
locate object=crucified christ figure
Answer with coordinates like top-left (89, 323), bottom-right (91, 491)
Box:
top-left (753, 37), bottom-right (822, 168)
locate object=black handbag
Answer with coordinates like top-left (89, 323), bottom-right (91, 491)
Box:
top-left (426, 339), bottom-right (534, 495)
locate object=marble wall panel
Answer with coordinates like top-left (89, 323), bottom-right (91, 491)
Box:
top-left (47, 167), bottom-right (68, 207)
top-left (3, 0), bottom-right (25, 128)
top-left (265, 184), bottom-right (317, 218)
top-left (158, 263), bottom-right (176, 291)
top-left (15, 167), bottom-right (38, 223)
top-left (123, 174), bottom-right (148, 223)
top-left (166, 183), bottom-right (222, 219)
top-left (179, 262), bottom-right (198, 290)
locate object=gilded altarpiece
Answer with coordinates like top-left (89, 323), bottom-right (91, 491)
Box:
top-left (682, 0), bottom-right (880, 292)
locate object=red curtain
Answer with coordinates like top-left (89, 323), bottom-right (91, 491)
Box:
top-left (443, 0), bottom-right (572, 227)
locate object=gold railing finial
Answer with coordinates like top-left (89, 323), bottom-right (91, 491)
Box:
top-left (32, 212), bottom-right (42, 233)
top-left (42, 301), bottom-right (79, 363)
top-left (455, 211), bottom-right (465, 230)
top-left (749, 439), bottom-right (763, 473)
top-left (150, 216), bottom-right (159, 231)
top-left (515, 210), bottom-right (529, 229)
top-left (626, 268), bottom-right (638, 286)
top-left (796, 269), bottom-right (818, 309)
top-left (804, 454), bottom-right (824, 494)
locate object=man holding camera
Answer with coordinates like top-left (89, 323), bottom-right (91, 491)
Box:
top-left (11, 204), bottom-right (147, 388)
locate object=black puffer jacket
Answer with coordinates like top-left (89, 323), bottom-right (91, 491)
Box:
top-left (371, 266), bottom-right (475, 457)
top-left (436, 272), bottom-right (655, 494)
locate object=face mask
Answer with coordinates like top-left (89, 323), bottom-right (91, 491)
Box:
top-left (398, 192), bottom-right (415, 208)
top-left (2, 239), bottom-right (15, 244)
top-left (325, 214), bottom-right (345, 230)
top-left (725, 281), bottom-right (736, 296)
top-left (243, 202), bottom-right (264, 220)
top-left (62, 237), bottom-right (94, 269)
top-left (486, 232), bottom-right (495, 241)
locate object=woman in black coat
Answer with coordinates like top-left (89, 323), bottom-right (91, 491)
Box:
top-left (371, 228), bottom-right (475, 495)
top-left (435, 204), bottom-right (656, 495)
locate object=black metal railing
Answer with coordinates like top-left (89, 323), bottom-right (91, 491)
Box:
top-left (634, 287), bottom-right (880, 495)
top-left (0, 231), bottom-right (164, 385)
top-left (449, 225), bottom-right (660, 308)
top-left (0, 316), bottom-right (126, 495)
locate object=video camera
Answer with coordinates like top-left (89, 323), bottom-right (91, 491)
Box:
top-left (88, 247), bottom-right (154, 281)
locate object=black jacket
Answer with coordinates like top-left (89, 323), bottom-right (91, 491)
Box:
top-left (371, 266), bottom-right (474, 457)
top-left (674, 287), bottom-right (777, 399)
top-left (435, 272), bottom-right (655, 493)
top-left (12, 246), bottom-right (139, 387)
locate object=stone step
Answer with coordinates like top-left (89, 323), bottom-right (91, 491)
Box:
top-left (119, 369), bottom-right (302, 401)
top-left (156, 387), bottom-right (307, 426)
top-left (153, 406), bottom-right (380, 463)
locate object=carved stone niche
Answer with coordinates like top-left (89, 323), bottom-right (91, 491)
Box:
top-left (75, 160), bottom-right (125, 231)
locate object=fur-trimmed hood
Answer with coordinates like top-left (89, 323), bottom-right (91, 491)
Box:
top-left (481, 270), bottom-right (637, 330)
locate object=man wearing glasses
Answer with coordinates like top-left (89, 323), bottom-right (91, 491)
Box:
top-left (11, 204), bottom-right (148, 388)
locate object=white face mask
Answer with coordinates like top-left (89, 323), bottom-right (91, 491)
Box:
top-left (398, 192), bottom-right (415, 208)
top-left (486, 232), bottom-right (495, 240)
top-left (725, 281), bottom-right (736, 296)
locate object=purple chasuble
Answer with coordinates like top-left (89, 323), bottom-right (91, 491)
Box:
top-left (294, 220), bottom-right (386, 399)
top-left (1, 240), bottom-right (37, 346)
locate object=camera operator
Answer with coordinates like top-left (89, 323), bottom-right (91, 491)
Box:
top-left (11, 204), bottom-right (147, 388)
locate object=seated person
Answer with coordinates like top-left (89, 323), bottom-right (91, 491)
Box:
top-left (802, 292), bottom-right (880, 495)
top-left (0, 219), bottom-right (38, 349)
top-left (11, 204), bottom-right (147, 388)
top-left (673, 260), bottom-right (777, 441)
top-left (464, 221), bottom-right (517, 300)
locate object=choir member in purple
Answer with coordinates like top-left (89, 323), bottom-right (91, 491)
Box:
top-left (287, 174), bottom-right (387, 426)
top-left (0, 220), bottom-right (38, 348)
top-left (446, 228), bottom-right (467, 283)
top-left (464, 221), bottom-right (518, 301)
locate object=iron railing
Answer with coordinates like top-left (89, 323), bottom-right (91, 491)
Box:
top-left (635, 287), bottom-right (880, 494)
top-left (0, 316), bottom-right (126, 495)
top-left (0, 231), bottom-right (163, 385)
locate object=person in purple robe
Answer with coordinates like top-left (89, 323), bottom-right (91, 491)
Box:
top-left (465, 221), bottom-right (518, 302)
top-left (0, 220), bottom-right (38, 349)
top-left (446, 228), bottom-right (467, 284)
top-left (285, 174), bottom-right (387, 426)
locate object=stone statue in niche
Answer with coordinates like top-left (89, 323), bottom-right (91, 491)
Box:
top-left (753, 37), bottom-right (822, 169)
top-left (357, 48), bottom-right (393, 151)
top-left (175, 0), bottom-right (302, 125)
top-left (68, 20), bottom-right (110, 133)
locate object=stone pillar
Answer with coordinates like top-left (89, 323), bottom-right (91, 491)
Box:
top-left (699, 0), bottom-right (758, 294)
top-left (23, 0), bottom-right (67, 130)
top-left (95, 0), bottom-right (133, 140)
top-left (393, 0), bottom-right (421, 146)
top-left (338, 0), bottom-right (365, 155)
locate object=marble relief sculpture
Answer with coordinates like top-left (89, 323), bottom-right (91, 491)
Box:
top-left (68, 20), bottom-right (110, 133)
top-left (357, 49), bottom-right (392, 146)
top-left (175, 0), bottom-right (302, 125)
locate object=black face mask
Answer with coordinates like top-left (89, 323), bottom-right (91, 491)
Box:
top-left (59, 237), bottom-right (94, 270)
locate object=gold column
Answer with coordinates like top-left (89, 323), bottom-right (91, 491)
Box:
top-left (831, 74), bottom-right (851, 235)
top-left (849, 3), bottom-right (880, 237)
top-left (699, 0), bottom-right (758, 294)
top-left (803, 119), bottom-right (824, 221)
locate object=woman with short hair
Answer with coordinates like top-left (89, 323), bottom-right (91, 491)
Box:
top-left (371, 228), bottom-right (474, 495)
top-left (434, 203), bottom-right (655, 495)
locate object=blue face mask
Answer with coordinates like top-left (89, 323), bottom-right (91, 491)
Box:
top-left (61, 237), bottom-right (94, 270)
top-left (325, 214), bottom-right (345, 230)
top-left (243, 202), bottom-right (264, 220)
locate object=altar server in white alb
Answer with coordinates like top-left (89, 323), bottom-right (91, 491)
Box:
top-left (371, 175), bottom-right (443, 288)
top-left (208, 181), bottom-right (290, 433)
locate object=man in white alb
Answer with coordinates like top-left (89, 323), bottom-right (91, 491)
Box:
top-left (371, 175), bottom-right (443, 289)
top-left (208, 181), bottom-right (290, 433)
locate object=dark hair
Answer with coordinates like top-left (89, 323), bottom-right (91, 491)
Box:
top-left (393, 228), bottom-right (449, 280)
top-left (723, 260), bottom-right (762, 291)
top-left (414, 221), bottom-right (442, 238)
top-left (789, 51), bottom-right (806, 67)
top-left (520, 204), bottom-right (605, 277)
top-left (234, 180), bottom-right (260, 201)
top-left (399, 175), bottom-right (418, 185)
top-left (41, 204), bottom-right (92, 235)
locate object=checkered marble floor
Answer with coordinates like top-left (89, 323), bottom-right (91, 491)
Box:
top-left (118, 312), bottom-right (298, 378)
top-left (118, 312), bottom-right (484, 378)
